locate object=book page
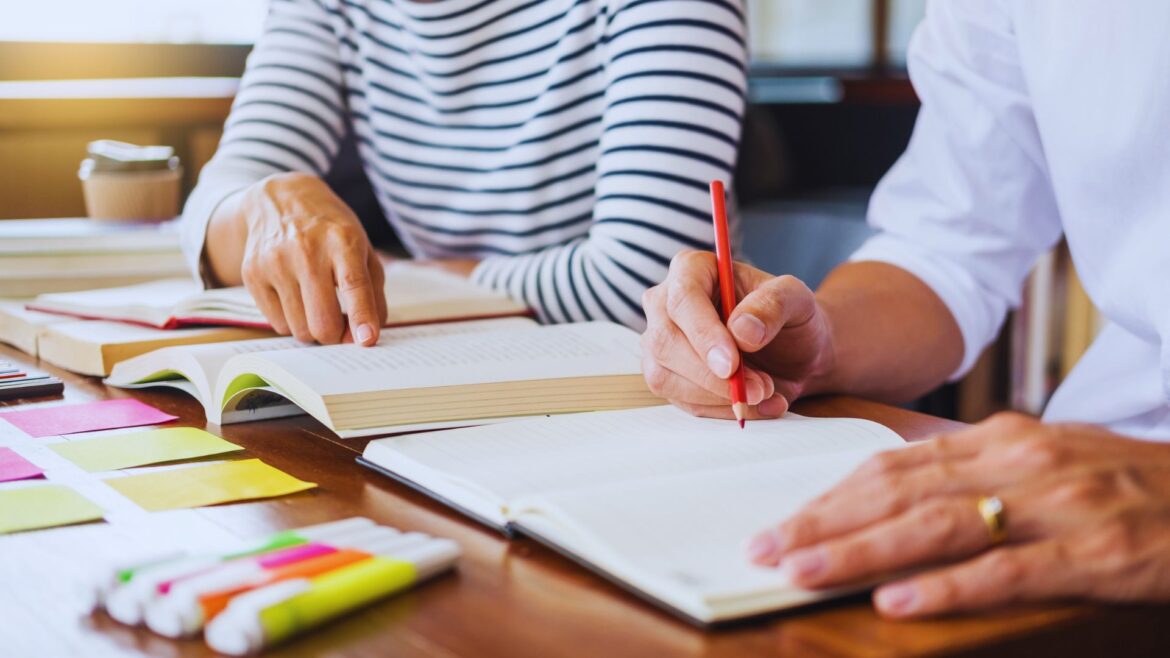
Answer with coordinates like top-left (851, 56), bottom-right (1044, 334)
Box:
top-left (176, 263), bottom-right (527, 327)
top-left (239, 321), bottom-right (636, 396)
top-left (105, 335), bottom-right (308, 409)
top-left (380, 263), bottom-right (527, 323)
top-left (45, 320), bottom-right (263, 350)
top-left (31, 279), bottom-right (200, 324)
top-left (182, 286), bottom-right (266, 324)
top-left (372, 406), bottom-right (903, 503)
top-left (514, 449), bottom-right (885, 617)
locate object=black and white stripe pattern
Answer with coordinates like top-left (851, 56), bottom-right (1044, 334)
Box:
top-left (185, 0), bottom-right (747, 328)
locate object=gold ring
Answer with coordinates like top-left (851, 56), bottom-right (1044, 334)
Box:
top-left (977, 496), bottom-right (1007, 545)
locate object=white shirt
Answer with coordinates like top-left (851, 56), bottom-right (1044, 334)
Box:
top-left (851, 0), bottom-right (1170, 439)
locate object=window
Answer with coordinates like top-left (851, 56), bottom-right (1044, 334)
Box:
top-left (746, 0), bottom-right (926, 67)
top-left (1, 0), bottom-right (267, 44)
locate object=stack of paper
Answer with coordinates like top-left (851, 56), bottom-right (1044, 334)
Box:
top-left (0, 218), bottom-right (188, 297)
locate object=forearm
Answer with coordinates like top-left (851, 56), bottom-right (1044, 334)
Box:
top-left (204, 190), bottom-right (249, 287)
top-left (810, 261), bottom-right (963, 403)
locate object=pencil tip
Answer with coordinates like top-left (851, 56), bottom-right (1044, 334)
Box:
top-left (738, 419), bottom-right (745, 429)
top-left (732, 402), bottom-right (749, 428)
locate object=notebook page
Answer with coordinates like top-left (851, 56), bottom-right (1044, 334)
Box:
top-left (242, 321), bottom-right (638, 396)
top-left (374, 406), bottom-right (903, 503)
top-left (513, 449), bottom-right (884, 619)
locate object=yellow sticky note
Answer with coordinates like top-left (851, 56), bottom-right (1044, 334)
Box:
top-left (49, 427), bottom-right (242, 473)
top-left (0, 484), bottom-right (105, 534)
top-left (104, 458), bottom-right (316, 512)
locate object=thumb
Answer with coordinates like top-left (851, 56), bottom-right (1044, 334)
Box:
top-left (727, 274), bottom-right (816, 352)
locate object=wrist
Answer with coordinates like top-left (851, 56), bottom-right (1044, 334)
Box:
top-left (204, 188), bottom-right (250, 287)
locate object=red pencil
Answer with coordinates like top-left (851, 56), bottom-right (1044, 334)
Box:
top-left (709, 180), bottom-right (748, 428)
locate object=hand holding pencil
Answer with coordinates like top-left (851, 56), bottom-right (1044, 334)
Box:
top-left (639, 181), bottom-right (838, 422)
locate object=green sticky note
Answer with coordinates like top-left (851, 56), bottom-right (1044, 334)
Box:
top-left (104, 458), bottom-right (316, 512)
top-left (50, 427), bottom-right (243, 473)
top-left (0, 484), bottom-right (105, 534)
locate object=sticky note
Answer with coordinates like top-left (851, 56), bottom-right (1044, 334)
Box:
top-left (49, 427), bottom-right (243, 473)
top-left (0, 398), bottom-right (177, 438)
top-left (0, 447), bottom-right (44, 482)
top-left (105, 458), bottom-right (316, 512)
top-left (0, 485), bottom-right (105, 534)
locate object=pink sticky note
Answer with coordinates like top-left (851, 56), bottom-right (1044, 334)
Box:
top-left (0, 447), bottom-right (44, 482)
top-left (0, 399), bottom-right (177, 438)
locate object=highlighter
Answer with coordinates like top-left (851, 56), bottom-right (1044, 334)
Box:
top-left (100, 517), bottom-right (375, 625)
top-left (205, 538), bottom-right (460, 655)
top-left (144, 530), bottom-right (427, 638)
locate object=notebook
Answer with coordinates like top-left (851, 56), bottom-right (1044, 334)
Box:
top-left (359, 405), bottom-right (906, 624)
top-left (28, 262), bottom-right (528, 330)
top-left (107, 319), bottom-right (663, 436)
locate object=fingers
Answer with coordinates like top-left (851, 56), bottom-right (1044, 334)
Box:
top-left (671, 399), bottom-right (789, 422)
top-left (726, 274), bottom-right (816, 353)
top-left (334, 239), bottom-right (382, 347)
top-left (643, 282), bottom-right (771, 402)
top-left (273, 278), bottom-right (312, 343)
top-left (642, 354), bottom-right (731, 406)
top-left (759, 379), bottom-right (803, 417)
top-left (764, 444), bottom-right (1049, 561)
top-left (784, 453), bottom-right (1001, 546)
top-left (643, 356), bottom-right (779, 408)
top-left (663, 252), bottom-right (740, 379)
top-left (759, 415), bottom-right (1050, 557)
top-left (367, 249), bottom-right (389, 327)
top-left (239, 174), bottom-right (383, 346)
top-left (641, 288), bottom-right (748, 400)
top-left (249, 282), bottom-right (290, 335)
top-left (873, 541), bottom-right (1080, 619)
top-left (296, 257), bottom-right (346, 345)
top-left (858, 413), bottom-right (1040, 476)
top-left (770, 496), bottom-right (997, 589)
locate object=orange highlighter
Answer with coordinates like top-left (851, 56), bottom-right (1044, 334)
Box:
top-left (709, 180), bottom-right (748, 428)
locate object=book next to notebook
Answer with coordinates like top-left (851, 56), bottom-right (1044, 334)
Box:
top-left (359, 406), bottom-right (906, 625)
top-left (107, 318), bottom-right (663, 437)
top-left (27, 262), bottom-right (529, 330)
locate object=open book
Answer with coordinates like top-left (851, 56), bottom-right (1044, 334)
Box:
top-left (360, 405), bottom-right (905, 624)
top-left (28, 262), bottom-right (528, 330)
top-left (107, 318), bottom-right (663, 436)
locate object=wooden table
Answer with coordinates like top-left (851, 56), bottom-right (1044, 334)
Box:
top-left (2, 344), bottom-right (1168, 658)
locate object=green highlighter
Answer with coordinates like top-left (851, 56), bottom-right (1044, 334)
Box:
top-left (205, 538), bottom-right (461, 655)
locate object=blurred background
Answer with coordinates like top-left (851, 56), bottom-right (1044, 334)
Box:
top-left (0, 0), bottom-right (1097, 422)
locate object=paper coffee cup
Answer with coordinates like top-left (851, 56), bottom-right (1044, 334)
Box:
top-left (80, 166), bottom-right (182, 222)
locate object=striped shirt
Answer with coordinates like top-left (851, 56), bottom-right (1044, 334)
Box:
top-left (182, 0), bottom-right (747, 329)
